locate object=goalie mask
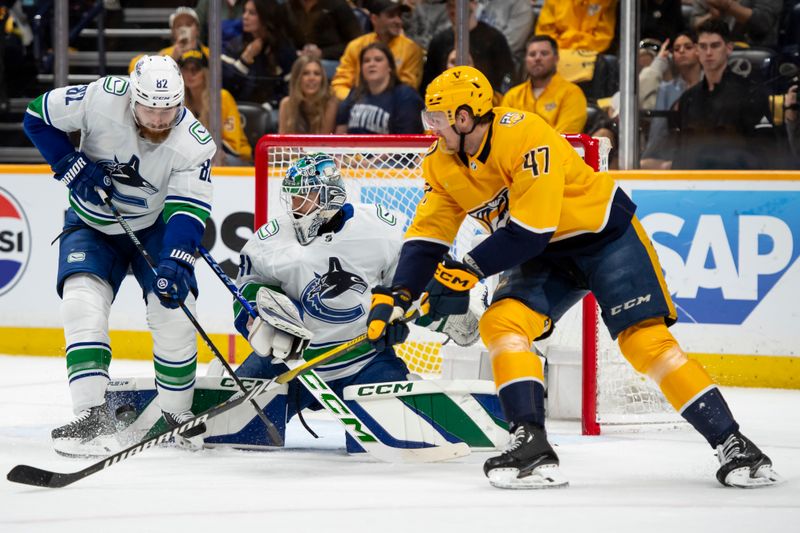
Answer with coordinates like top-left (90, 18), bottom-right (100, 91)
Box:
top-left (130, 55), bottom-right (184, 131)
top-left (281, 153), bottom-right (347, 245)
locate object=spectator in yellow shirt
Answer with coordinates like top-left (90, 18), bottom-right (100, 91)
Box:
top-left (534, 0), bottom-right (618, 83)
top-left (128, 7), bottom-right (211, 74)
top-left (501, 35), bottom-right (587, 134)
top-left (330, 0), bottom-right (424, 101)
top-left (179, 50), bottom-right (252, 166)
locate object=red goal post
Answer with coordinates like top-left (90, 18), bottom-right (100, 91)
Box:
top-left (254, 134), bottom-right (677, 436)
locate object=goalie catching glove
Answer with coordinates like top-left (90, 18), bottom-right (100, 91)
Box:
top-left (367, 286), bottom-right (413, 352)
top-left (248, 287), bottom-right (313, 359)
top-left (426, 257), bottom-right (482, 321)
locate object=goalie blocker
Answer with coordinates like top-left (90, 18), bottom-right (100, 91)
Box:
top-left (105, 376), bottom-right (508, 451)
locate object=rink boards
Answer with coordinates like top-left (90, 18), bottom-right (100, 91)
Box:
top-left (0, 165), bottom-right (797, 388)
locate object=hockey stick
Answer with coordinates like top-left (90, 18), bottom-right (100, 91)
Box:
top-left (7, 378), bottom-right (273, 488)
top-left (96, 190), bottom-right (284, 446)
top-left (198, 246), bottom-right (470, 464)
top-left (6, 322), bottom-right (457, 488)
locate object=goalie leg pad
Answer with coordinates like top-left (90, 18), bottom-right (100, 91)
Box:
top-left (146, 292), bottom-right (198, 413)
top-left (61, 273), bottom-right (114, 413)
top-left (343, 378), bottom-right (508, 452)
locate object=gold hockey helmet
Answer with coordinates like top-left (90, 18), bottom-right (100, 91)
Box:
top-left (423, 66), bottom-right (494, 126)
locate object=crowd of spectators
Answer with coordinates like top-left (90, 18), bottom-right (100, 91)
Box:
top-left (4, 0), bottom-right (800, 168)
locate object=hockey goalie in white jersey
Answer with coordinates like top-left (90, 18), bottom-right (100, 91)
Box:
top-left (232, 153), bottom-right (478, 445)
top-left (23, 55), bottom-right (216, 456)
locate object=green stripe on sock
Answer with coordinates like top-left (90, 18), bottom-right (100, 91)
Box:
top-left (66, 347), bottom-right (111, 377)
top-left (154, 357), bottom-right (197, 386)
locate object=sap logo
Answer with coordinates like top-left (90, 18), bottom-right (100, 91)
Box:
top-left (634, 190), bottom-right (800, 325)
top-left (611, 294), bottom-right (651, 316)
top-left (356, 382), bottom-right (414, 397)
top-left (0, 188), bottom-right (31, 296)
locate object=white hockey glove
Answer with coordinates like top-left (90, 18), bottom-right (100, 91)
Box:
top-left (248, 287), bottom-right (313, 360)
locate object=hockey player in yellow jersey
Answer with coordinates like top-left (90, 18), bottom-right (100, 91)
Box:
top-left (366, 66), bottom-right (782, 489)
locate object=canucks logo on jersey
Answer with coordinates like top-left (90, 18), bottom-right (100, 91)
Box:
top-left (97, 155), bottom-right (159, 208)
top-left (301, 257), bottom-right (368, 323)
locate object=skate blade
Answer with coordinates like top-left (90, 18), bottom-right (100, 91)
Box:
top-left (172, 433), bottom-right (205, 451)
top-left (488, 464), bottom-right (569, 489)
top-left (724, 464), bottom-right (784, 488)
top-left (53, 435), bottom-right (119, 458)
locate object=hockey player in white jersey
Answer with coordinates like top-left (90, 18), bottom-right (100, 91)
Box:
top-left (23, 55), bottom-right (216, 456)
top-left (233, 153), bottom-right (469, 441)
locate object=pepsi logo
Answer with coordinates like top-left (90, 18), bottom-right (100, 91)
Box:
top-left (0, 188), bottom-right (31, 296)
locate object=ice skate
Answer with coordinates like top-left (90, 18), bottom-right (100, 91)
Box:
top-left (483, 422), bottom-right (568, 489)
top-left (716, 431), bottom-right (783, 488)
top-left (162, 410), bottom-right (207, 450)
top-left (51, 403), bottom-right (119, 458)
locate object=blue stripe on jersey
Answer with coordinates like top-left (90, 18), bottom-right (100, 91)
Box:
top-left (43, 91), bottom-right (52, 125)
top-left (165, 195), bottom-right (212, 212)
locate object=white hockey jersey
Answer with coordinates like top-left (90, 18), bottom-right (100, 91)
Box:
top-left (236, 203), bottom-right (406, 381)
top-left (27, 76), bottom-right (215, 235)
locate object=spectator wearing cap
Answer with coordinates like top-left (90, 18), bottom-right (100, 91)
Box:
top-left (127, 7), bottom-right (210, 74)
top-left (421, 0), bottom-right (516, 96)
top-left (179, 50), bottom-right (252, 165)
top-left (501, 35), bottom-right (587, 134)
top-left (281, 0), bottom-right (364, 80)
top-left (330, 0), bottom-right (424, 101)
top-left (690, 0), bottom-right (782, 49)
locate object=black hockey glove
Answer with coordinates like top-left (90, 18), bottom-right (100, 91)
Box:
top-left (53, 151), bottom-right (112, 207)
top-left (153, 247), bottom-right (198, 309)
top-left (367, 286), bottom-right (412, 353)
top-left (425, 257), bottom-right (482, 321)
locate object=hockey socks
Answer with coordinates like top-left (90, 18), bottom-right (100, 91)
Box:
top-left (680, 386), bottom-right (739, 448)
top-left (497, 379), bottom-right (546, 427)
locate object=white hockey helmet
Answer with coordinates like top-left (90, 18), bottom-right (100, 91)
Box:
top-left (280, 153), bottom-right (347, 245)
top-left (130, 55), bottom-right (184, 131)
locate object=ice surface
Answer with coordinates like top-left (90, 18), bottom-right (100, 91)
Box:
top-left (0, 355), bottom-right (797, 533)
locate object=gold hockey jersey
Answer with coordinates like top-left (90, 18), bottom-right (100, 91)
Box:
top-left (406, 107), bottom-right (627, 250)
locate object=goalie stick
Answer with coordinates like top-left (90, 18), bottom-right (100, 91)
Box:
top-left (95, 190), bottom-right (284, 447)
top-left (198, 246), bottom-right (470, 464)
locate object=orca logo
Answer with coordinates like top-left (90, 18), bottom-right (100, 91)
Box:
top-left (99, 155), bottom-right (159, 208)
top-left (0, 188), bottom-right (31, 296)
top-left (635, 190), bottom-right (800, 325)
top-left (301, 257), bottom-right (368, 323)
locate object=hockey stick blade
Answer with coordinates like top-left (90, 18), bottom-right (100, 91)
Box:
top-left (367, 441), bottom-right (471, 463)
top-left (6, 380), bottom-right (273, 488)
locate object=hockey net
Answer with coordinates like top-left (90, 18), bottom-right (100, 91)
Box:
top-left (255, 134), bottom-right (680, 435)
